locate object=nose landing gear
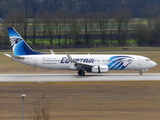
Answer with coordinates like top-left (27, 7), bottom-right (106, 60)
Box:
top-left (139, 69), bottom-right (148, 75)
top-left (139, 70), bottom-right (143, 75)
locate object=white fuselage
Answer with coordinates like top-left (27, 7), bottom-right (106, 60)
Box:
top-left (13, 54), bottom-right (157, 72)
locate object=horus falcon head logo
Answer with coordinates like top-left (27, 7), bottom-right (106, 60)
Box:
top-left (10, 37), bottom-right (22, 48)
top-left (108, 56), bottom-right (134, 70)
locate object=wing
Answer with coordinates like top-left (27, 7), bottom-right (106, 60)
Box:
top-left (66, 52), bottom-right (94, 70)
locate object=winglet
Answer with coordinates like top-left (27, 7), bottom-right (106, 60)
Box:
top-left (66, 52), bottom-right (76, 63)
top-left (50, 50), bottom-right (55, 55)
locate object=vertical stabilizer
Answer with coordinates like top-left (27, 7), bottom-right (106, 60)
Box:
top-left (8, 28), bottom-right (43, 56)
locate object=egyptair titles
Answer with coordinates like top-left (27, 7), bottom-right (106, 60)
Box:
top-left (60, 57), bottom-right (95, 63)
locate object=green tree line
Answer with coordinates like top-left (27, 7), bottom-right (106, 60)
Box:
top-left (0, 0), bottom-right (160, 49)
top-left (1, 0), bottom-right (160, 18)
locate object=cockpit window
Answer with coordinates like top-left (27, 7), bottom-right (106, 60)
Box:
top-left (145, 59), bottom-right (150, 61)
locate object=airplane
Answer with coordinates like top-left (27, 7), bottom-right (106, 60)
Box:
top-left (4, 28), bottom-right (157, 76)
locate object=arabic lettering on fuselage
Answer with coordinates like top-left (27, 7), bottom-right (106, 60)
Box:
top-left (61, 57), bottom-right (95, 63)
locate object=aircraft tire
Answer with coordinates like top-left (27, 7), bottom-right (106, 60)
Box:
top-left (81, 71), bottom-right (85, 76)
top-left (78, 70), bottom-right (85, 76)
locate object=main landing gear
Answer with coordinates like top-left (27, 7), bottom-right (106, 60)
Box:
top-left (78, 70), bottom-right (85, 76)
top-left (139, 70), bottom-right (143, 75)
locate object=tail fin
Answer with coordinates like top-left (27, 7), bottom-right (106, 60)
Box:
top-left (8, 28), bottom-right (43, 56)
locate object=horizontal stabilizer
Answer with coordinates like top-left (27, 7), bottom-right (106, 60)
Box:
top-left (4, 54), bottom-right (12, 58)
top-left (4, 54), bottom-right (24, 59)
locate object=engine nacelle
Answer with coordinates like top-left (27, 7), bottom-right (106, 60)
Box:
top-left (91, 65), bottom-right (109, 73)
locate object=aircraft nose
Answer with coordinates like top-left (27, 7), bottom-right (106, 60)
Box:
top-left (151, 61), bottom-right (157, 67)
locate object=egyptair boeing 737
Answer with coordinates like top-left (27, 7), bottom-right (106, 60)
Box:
top-left (4, 28), bottom-right (157, 76)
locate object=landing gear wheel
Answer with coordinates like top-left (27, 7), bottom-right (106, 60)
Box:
top-left (78, 70), bottom-right (85, 76)
top-left (81, 71), bottom-right (85, 76)
top-left (139, 70), bottom-right (143, 75)
top-left (78, 71), bottom-right (81, 75)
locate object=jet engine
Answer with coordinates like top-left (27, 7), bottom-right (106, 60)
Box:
top-left (91, 65), bottom-right (108, 73)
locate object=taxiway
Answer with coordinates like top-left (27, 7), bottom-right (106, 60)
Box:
top-left (0, 73), bottom-right (160, 82)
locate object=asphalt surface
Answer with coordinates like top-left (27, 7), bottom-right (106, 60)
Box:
top-left (0, 73), bottom-right (160, 82)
